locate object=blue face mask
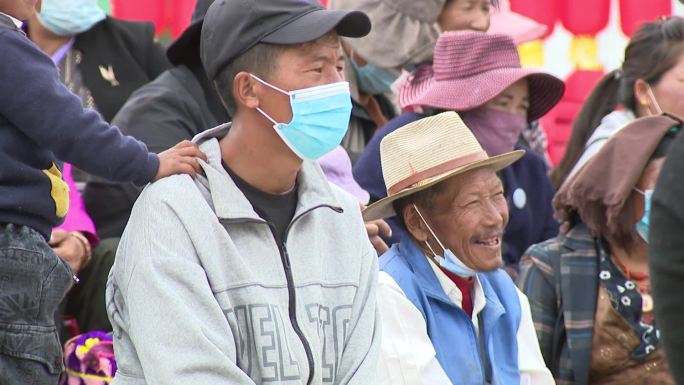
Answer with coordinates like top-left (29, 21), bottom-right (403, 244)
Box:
top-left (634, 188), bottom-right (653, 242)
top-left (413, 204), bottom-right (478, 278)
top-left (350, 59), bottom-right (399, 95)
top-left (38, 0), bottom-right (106, 36)
top-left (251, 74), bottom-right (352, 161)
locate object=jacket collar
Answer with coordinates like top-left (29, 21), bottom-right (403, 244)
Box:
top-left (558, 223), bottom-right (600, 384)
top-left (193, 123), bottom-right (344, 222)
top-left (0, 12), bottom-right (22, 30)
top-left (398, 235), bottom-right (506, 321)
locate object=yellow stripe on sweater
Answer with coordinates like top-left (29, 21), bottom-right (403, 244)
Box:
top-left (42, 163), bottom-right (69, 218)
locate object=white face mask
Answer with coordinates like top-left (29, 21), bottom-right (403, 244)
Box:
top-left (413, 204), bottom-right (478, 278)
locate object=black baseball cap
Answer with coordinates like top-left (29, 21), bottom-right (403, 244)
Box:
top-left (167, 0), bottom-right (215, 66)
top-left (200, 0), bottom-right (371, 81)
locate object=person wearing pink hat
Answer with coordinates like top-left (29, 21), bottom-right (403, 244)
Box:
top-left (353, 31), bottom-right (564, 277)
top-left (330, 0), bottom-right (552, 159)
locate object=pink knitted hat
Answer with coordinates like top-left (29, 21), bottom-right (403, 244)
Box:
top-left (399, 31), bottom-right (564, 122)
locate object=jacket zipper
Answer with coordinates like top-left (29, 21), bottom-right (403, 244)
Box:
top-left (281, 205), bottom-right (342, 385)
top-left (220, 204), bottom-right (342, 385)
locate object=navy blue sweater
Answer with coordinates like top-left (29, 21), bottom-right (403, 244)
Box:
top-left (0, 15), bottom-right (158, 239)
top-left (353, 112), bottom-right (559, 267)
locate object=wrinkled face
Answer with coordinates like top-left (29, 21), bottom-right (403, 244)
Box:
top-left (415, 167), bottom-right (509, 272)
top-left (647, 52), bottom-right (684, 118)
top-left (438, 0), bottom-right (491, 32)
top-left (482, 78), bottom-right (530, 117)
top-left (253, 32), bottom-right (346, 126)
top-left (0, 0), bottom-right (38, 20)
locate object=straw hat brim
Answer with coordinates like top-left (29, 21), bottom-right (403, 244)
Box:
top-left (362, 149), bottom-right (525, 221)
top-left (400, 68), bottom-right (565, 122)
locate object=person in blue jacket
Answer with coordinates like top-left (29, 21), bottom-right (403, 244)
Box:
top-left (353, 31), bottom-right (564, 276)
top-left (363, 111), bottom-right (553, 385)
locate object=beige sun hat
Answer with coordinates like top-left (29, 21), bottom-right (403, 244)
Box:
top-left (362, 112), bottom-right (525, 221)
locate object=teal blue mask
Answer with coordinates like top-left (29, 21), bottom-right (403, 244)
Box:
top-left (38, 0), bottom-right (106, 36)
top-left (351, 60), bottom-right (399, 95)
top-left (634, 188), bottom-right (653, 242)
top-left (252, 74), bottom-right (352, 161)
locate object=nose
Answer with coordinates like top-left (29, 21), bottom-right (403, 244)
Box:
top-left (321, 65), bottom-right (345, 85)
top-left (482, 198), bottom-right (505, 228)
top-left (470, 12), bottom-right (490, 32)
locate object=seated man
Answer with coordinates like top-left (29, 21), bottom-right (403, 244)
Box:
top-left (106, 0), bottom-right (380, 383)
top-left (363, 112), bottom-right (553, 384)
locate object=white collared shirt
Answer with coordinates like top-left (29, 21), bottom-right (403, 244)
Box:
top-left (376, 258), bottom-right (555, 385)
top-left (0, 12), bottom-right (23, 28)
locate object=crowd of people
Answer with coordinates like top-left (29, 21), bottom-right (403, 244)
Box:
top-left (1, 0), bottom-right (684, 384)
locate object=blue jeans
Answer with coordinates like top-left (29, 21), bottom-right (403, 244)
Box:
top-left (0, 224), bottom-right (73, 384)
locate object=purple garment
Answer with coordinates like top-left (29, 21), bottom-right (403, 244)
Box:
top-left (318, 145), bottom-right (370, 205)
top-left (460, 108), bottom-right (527, 156)
top-left (62, 331), bottom-right (117, 385)
top-left (50, 37), bottom-right (75, 65)
top-left (54, 163), bottom-right (98, 245)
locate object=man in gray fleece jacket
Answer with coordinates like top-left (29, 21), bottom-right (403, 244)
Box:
top-left (106, 0), bottom-right (379, 384)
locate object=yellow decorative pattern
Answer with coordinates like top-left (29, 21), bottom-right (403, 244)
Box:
top-left (76, 337), bottom-right (101, 357)
top-left (569, 35), bottom-right (603, 71)
top-left (518, 39), bottom-right (544, 68)
top-left (65, 368), bottom-right (114, 383)
top-left (42, 163), bottom-right (69, 218)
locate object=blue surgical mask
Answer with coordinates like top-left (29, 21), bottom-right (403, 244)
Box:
top-left (350, 59), bottom-right (399, 95)
top-left (413, 204), bottom-right (478, 278)
top-left (38, 0), bottom-right (106, 36)
top-left (251, 74), bottom-right (352, 161)
top-left (634, 188), bottom-right (653, 242)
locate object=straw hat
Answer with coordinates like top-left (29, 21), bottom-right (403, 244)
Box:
top-left (362, 112), bottom-right (524, 221)
top-left (399, 31), bottom-right (564, 122)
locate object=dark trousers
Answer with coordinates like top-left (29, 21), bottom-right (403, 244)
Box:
top-left (0, 224), bottom-right (72, 385)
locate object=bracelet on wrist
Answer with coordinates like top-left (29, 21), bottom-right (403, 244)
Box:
top-left (70, 231), bottom-right (92, 268)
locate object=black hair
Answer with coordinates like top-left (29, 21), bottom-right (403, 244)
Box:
top-left (214, 43), bottom-right (285, 115)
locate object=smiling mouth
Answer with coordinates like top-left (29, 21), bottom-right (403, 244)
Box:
top-left (474, 236), bottom-right (501, 247)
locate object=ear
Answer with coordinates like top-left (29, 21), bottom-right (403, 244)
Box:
top-left (232, 71), bottom-right (261, 111)
top-left (633, 79), bottom-right (651, 108)
top-left (403, 205), bottom-right (429, 243)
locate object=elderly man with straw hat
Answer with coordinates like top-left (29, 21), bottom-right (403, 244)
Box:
top-left (364, 112), bottom-right (554, 385)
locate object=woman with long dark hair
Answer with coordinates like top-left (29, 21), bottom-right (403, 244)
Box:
top-left (551, 16), bottom-right (684, 189)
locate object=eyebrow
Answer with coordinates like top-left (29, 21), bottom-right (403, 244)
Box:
top-left (308, 53), bottom-right (345, 64)
top-left (499, 93), bottom-right (530, 102)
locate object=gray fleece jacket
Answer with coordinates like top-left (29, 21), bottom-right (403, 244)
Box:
top-left (106, 124), bottom-right (380, 385)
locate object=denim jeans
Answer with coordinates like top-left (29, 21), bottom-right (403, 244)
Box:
top-left (0, 224), bottom-right (73, 385)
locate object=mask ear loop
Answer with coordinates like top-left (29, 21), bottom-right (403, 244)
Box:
top-left (250, 73), bottom-right (289, 95)
top-left (250, 73), bottom-right (290, 126)
top-left (412, 204), bottom-right (447, 258)
top-left (645, 84), bottom-right (664, 115)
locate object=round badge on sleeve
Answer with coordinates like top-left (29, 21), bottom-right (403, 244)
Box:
top-left (513, 188), bottom-right (527, 209)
